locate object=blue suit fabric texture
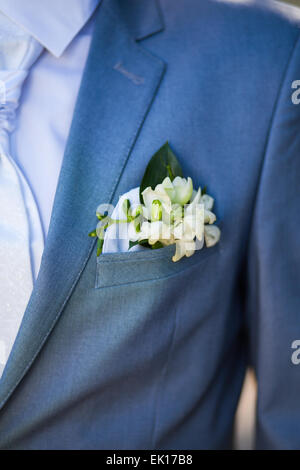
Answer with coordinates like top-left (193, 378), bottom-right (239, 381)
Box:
top-left (0, 0), bottom-right (299, 450)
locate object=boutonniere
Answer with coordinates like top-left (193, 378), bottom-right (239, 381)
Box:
top-left (89, 142), bottom-right (221, 262)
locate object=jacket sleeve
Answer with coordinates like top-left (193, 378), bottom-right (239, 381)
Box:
top-left (247, 33), bottom-right (300, 449)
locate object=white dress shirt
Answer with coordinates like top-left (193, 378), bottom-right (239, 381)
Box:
top-left (0, 0), bottom-right (101, 376)
top-left (0, 0), bottom-right (100, 259)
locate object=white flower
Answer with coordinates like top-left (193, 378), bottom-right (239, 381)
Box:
top-left (170, 203), bottom-right (183, 223)
top-left (172, 201), bottom-right (204, 262)
top-left (142, 185), bottom-right (172, 223)
top-left (204, 210), bottom-right (216, 225)
top-left (128, 177), bottom-right (220, 262)
top-left (204, 225), bottom-right (221, 247)
top-left (162, 176), bottom-right (193, 205)
top-left (173, 239), bottom-right (196, 262)
top-left (129, 220), bottom-right (174, 246)
top-left (201, 194), bottom-right (214, 211)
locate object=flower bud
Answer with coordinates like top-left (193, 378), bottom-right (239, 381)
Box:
top-left (122, 199), bottom-right (131, 218)
top-left (151, 199), bottom-right (163, 221)
top-left (172, 177), bottom-right (193, 205)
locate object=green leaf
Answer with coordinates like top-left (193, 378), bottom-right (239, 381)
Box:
top-left (88, 230), bottom-right (97, 237)
top-left (138, 240), bottom-right (151, 248)
top-left (128, 239), bottom-right (150, 250)
top-left (129, 240), bottom-right (140, 250)
top-left (139, 142), bottom-right (183, 203)
top-left (151, 241), bottom-right (164, 250)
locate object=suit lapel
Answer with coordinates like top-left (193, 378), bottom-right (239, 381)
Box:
top-left (0, 0), bottom-right (165, 409)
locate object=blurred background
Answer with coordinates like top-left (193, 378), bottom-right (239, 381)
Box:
top-left (280, 0), bottom-right (300, 5)
top-left (233, 0), bottom-right (300, 450)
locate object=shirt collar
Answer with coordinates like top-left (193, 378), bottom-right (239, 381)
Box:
top-left (0, 0), bottom-right (100, 57)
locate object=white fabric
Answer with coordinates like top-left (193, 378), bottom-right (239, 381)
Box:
top-left (0, 11), bottom-right (44, 378)
top-left (4, 2), bottom-right (98, 237)
top-left (0, 0), bottom-right (98, 378)
top-left (103, 188), bottom-right (144, 254)
top-left (0, 0), bottom-right (99, 57)
top-left (11, 21), bottom-right (94, 236)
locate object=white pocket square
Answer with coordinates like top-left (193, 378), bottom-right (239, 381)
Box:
top-left (90, 142), bottom-right (221, 262)
top-left (102, 187), bottom-right (143, 254)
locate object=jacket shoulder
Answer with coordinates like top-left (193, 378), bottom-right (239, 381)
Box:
top-left (158, 0), bottom-right (300, 81)
top-left (160, 0), bottom-right (300, 49)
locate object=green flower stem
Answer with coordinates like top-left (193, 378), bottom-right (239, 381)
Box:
top-left (97, 238), bottom-right (104, 256)
top-left (106, 218), bottom-right (130, 227)
top-left (92, 212), bottom-right (142, 256)
top-left (105, 213), bottom-right (140, 228)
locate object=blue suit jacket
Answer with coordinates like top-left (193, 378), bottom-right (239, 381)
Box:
top-left (0, 0), bottom-right (300, 449)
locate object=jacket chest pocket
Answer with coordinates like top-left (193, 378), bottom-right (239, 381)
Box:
top-left (95, 244), bottom-right (220, 289)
